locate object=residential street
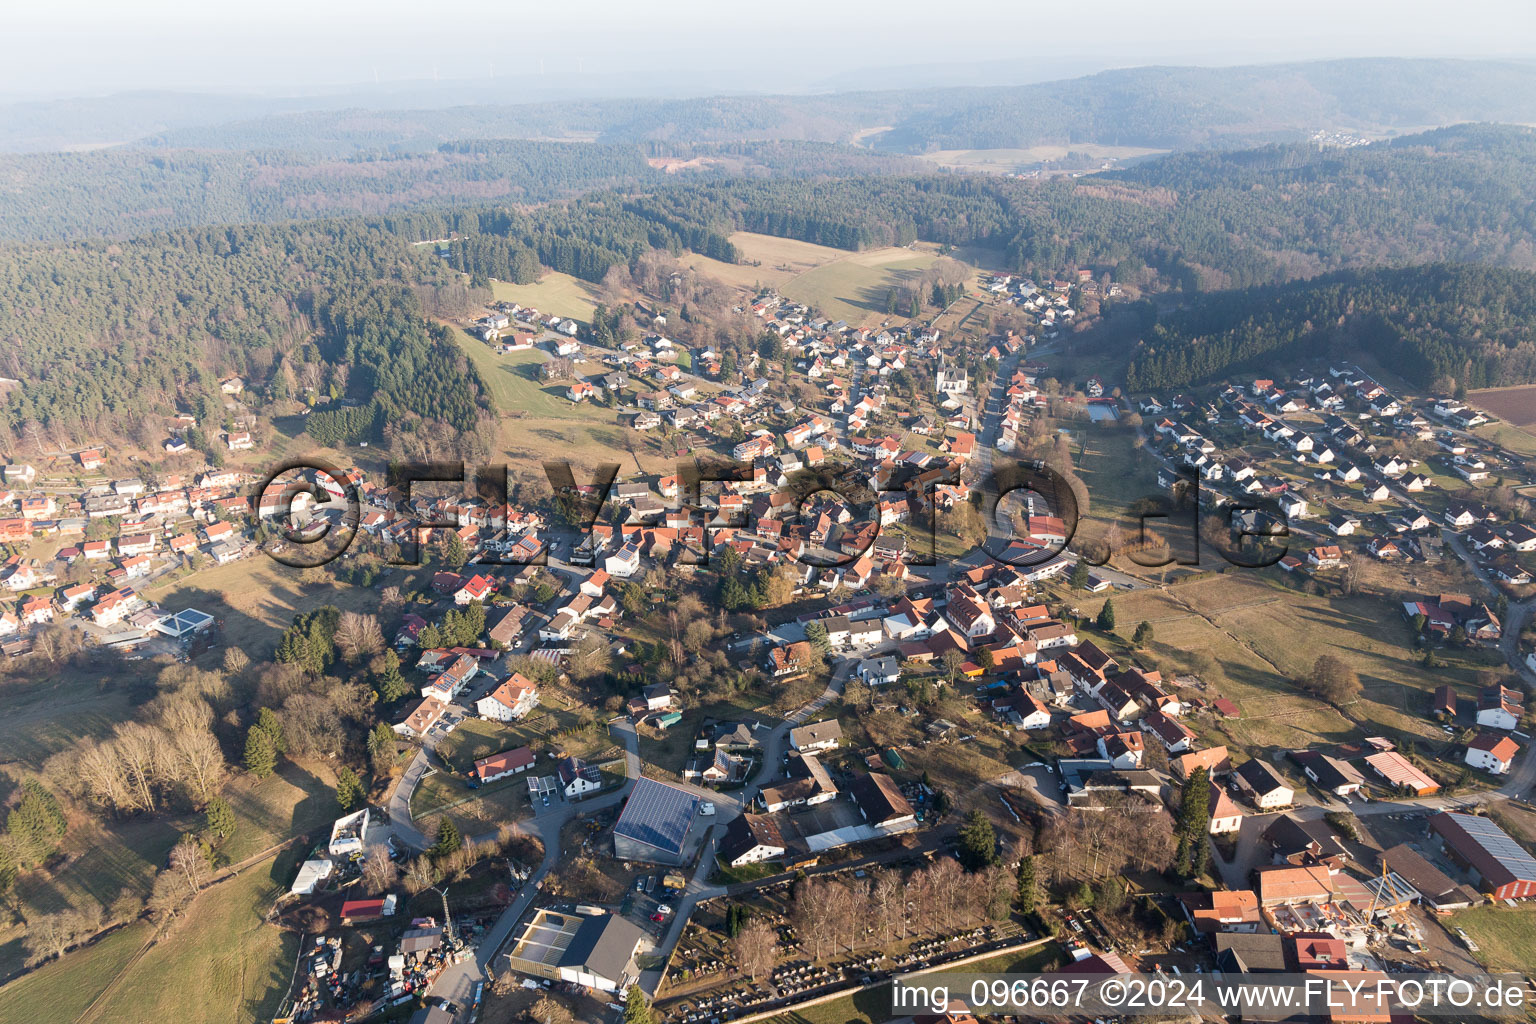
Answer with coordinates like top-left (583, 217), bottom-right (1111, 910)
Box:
top-left (426, 659), bottom-right (850, 1006)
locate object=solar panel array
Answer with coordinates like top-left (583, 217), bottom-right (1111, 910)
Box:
top-left (155, 607), bottom-right (214, 636)
top-left (1448, 812), bottom-right (1536, 878)
top-left (614, 777), bottom-right (698, 854)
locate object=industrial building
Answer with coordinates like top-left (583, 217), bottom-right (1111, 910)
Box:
top-left (612, 777), bottom-right (700, 864)
top-left (503, 909), bottom-right (649, 993)
top-left (1430, 811), bottom-right (1536, 900)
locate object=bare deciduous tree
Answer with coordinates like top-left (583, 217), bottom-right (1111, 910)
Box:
top-left (22, 905), bottom-right (101, 965)
top-left (362, 847), bottom-right (399, 894)
top-left (733, 920), bottom-right (777, 983)
top-left (334, 611), bottom-right (384, 663)
top-left (170, 836), bottom-right (209, 895)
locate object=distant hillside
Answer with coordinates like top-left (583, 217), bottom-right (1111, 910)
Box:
top-left (1125, 263), bottom-right (1536, 393)
top-left (2, 57), bottom-right (1530, 159)
top-left (871, 58), bottom-right (1536, 152)
top-left (0, 140), bottom-right (925, 242)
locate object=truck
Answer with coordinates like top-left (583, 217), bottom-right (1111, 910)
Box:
top-left (662, 871), bottom-right (687, 893)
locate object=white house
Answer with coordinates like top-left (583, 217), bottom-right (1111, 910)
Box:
top-left (558, 756), bottom-right (602, 799)
top-left (1465, 733), bottom-right (1520, 775)
top-left (604, 543), bottom-right (641, 579)
top-left (1476, 685), bottom-right (1522, 731)
top-left (788, 719), bottom-right (842, 753)
top-left (476, 674), bottom-right (540, 721)
top-left (856, 656), bottom-right (900, 687)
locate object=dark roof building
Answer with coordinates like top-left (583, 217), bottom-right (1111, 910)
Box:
top-left (1232, 758), bottom-right (1293, 806)
top-left (1213, 932), bottom-right (1288, 973)
top-left (720, 813), bottom-right (787, 867)
top-left (1260, 815), bottom-right (1350, 869)
top-left (505, 908), bottom-right (649, 994)
top-left (848, 772), bottom-right (916, 829)
top-left (1288, 749), bottom-right (1363, 795)
top-left (613, 777), bottom-right (699, 864)
top-left (560, 913), bottom-right (648, 991)
top-left (1378, 844), bottom-right (1477, 910)
top-left (1430, 811), bottom-right (1536, 901)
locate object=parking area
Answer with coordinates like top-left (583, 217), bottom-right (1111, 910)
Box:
top-left (526, 774), bottom-right (561, 812)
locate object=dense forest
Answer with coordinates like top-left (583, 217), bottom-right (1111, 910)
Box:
top-left (1124, 263), bottom-right (1536, 392)
top-left (0, 220), bottom-right (492, 453)
top-left (8, 58), bottom-right (1527, 157)
top-left (0, 140), bottom-right (926, 242)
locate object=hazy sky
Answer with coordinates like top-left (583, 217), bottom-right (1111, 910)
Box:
top-left (4, 0), bottom-right (1536, 98)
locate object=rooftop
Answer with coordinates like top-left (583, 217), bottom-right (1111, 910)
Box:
top-left (613, 777), bottom-right (699, 856)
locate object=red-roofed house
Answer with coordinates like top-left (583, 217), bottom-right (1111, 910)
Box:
top-left (475, 746), bottom-right (536, 783)
top-left (454, 573), bottom-right (495, 605)
top-left (1465, 732), bottom-right (1520, 775)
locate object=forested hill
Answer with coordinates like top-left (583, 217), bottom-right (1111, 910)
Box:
top-left (0, 140), bottom-right (926, 243)
top-left (420, 124), bottom-right (1536, 292)
top-left (0, 220), bottom-right (494, 454)
top-left (1124, 264), bottom-right (1536, 393)
top-left (103, 58), bottom-right (1536, 156)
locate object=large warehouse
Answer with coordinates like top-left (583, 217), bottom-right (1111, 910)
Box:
top-left (612, 777), bottom-right (700, 864)
top-left (1430, 811), bottom-right (1536, 900)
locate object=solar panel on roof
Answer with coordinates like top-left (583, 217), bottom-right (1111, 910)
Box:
top-left (1448, 812), bottom-right (1536, 878)
top-left (613, 777), bottom-right (698, 854)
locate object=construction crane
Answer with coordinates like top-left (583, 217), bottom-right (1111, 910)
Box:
top-left (429, 885), bottom-right (458, 949)
top-left (1364, 862), bottom-right (1423, 952)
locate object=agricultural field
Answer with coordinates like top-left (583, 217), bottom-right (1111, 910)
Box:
top-left (491, 273), bottom-right (600, 321)
top-left (680, 232), bottom-right (854, 291)
top-left (1469, 384), bottom-right (1536, 427)
top-left (1077, 572), bottom-right (1488, 751)
top-left (446, 325), bottom-right (638, 471)
top-left (916, 143), bottom-right (1169, 174)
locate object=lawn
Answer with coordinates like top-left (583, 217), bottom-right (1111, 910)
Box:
top-left (1447, 904), bottom-right (1536, 974)
top-left (73, 851), bottom-right (302, 1024)
top-left (778, 247), bottom-right (940, 328)
top-left (683, 230), bottom-right (946, 325)
top-left (0, 759), bottom-right (337, 983)
top-left (1079, 572), bottom-right (1497, 750)
top-left (0, 850), bottom-right (302, 1024)
top-left (491, 273), bottom-right (600, 321)
top-left (0, 921), bottom-right (152, 1024)
top-left (636, 699), bottom-right (772, 777)
top-left (0, 670), bottom-right (138, 769)
top-left (680, 232), bottom-right (854, 291)
top-left (142, 556), bottom-right (401, 660)
top-left (411, 704), bottom-right (615, 830)
top-left (1472, 420), bottom-right (1536, 460)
